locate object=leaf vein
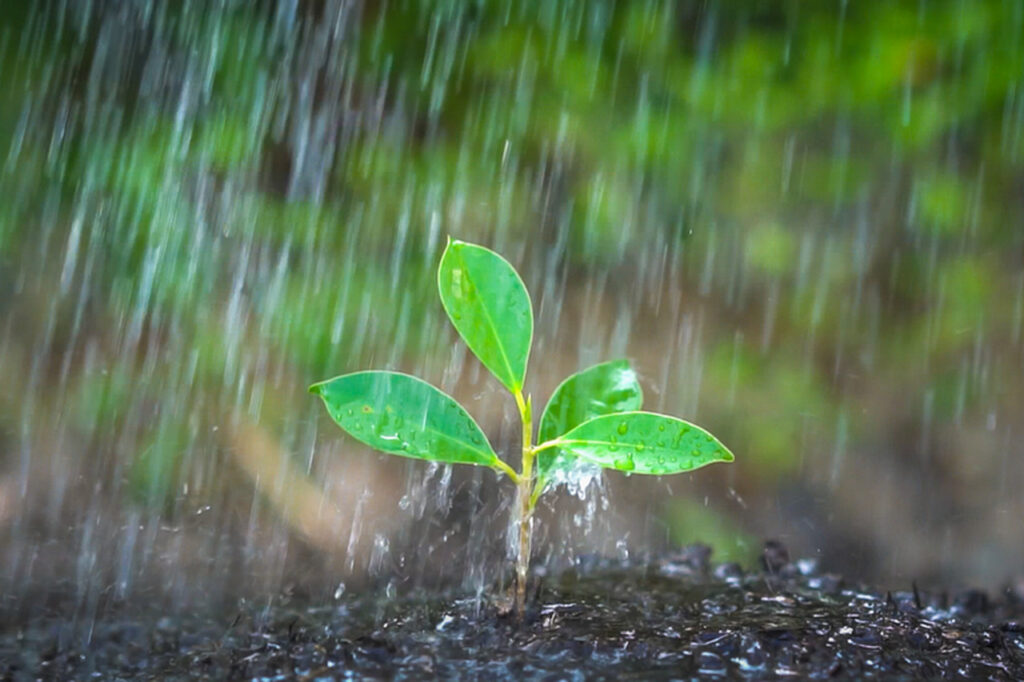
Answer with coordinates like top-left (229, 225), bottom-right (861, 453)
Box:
top-left (454, 248), bottom-right (519, 390)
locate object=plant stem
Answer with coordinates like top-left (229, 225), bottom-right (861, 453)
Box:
top-left (493, 458), bottom-right (520, 483)
top-left (513, 389), bottom-right (533, 617)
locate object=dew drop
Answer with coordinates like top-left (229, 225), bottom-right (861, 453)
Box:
top-left (617, 421), bottom-right (629, 435)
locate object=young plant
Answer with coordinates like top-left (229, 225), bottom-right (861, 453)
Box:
top-left (310, 239), bottom-right (734, 614)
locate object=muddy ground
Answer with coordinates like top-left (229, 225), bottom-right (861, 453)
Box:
top-left (2, 542), bottom-right (1022, 680)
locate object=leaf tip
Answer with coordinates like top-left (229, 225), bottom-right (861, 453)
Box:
top-left (308, 382), bottom-right (324, 395)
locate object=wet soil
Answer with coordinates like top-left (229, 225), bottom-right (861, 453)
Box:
top-left (2, 542), bottom-right (1023, 680)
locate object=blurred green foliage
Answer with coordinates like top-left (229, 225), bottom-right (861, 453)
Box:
top-left (668, 497), bottom-right (757, 565)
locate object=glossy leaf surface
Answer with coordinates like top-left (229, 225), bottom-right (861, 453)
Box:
top-left (555, 411), bottom-right (734, 475)
top-left (310, 371), bottom-right (499, 467)
top-left (437, 240), bottom-right (533, 393)
top-left (536, 360), bottom-right (643, 483)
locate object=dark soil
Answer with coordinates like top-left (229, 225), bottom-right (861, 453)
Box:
top-left (3, 542), bottom-right (1023, 680)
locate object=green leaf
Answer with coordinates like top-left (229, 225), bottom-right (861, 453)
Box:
top-left (437, 239), bottom-right (533, 393)
top-left (554, 411), bottom-right (734, 475)
top-left (536, 360), bottom-right (643, 484)
top-left (310, 370), bottom-right (500, 468)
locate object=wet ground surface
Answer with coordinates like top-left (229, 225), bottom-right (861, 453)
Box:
top-left (3, 543), bottom-right (1024, 680)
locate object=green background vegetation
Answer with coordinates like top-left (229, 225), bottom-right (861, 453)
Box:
top-left (1, 0), bottom-right (1023, 591)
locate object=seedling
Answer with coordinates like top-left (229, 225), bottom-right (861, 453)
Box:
top-left (311, 240), bottom-right (734, 615)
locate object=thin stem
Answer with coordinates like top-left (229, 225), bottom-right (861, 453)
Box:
top-left (529, 477), bottom-right (545, 508)
top-left (513, 389), bottom-right (533, 617)
top-left (530, 438), bottom-right (563, 454)
top-left (525, 439), bottom-right (561, 509)
top-left (527, 439), bottom-right (565, 508)
top-left (492, 458), bottom-right (520, 483)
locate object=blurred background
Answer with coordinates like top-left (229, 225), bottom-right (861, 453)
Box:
top-left (2, 0), bottom-right (1023, 618)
